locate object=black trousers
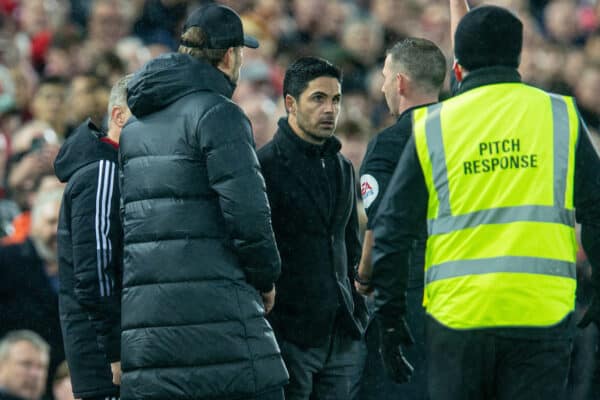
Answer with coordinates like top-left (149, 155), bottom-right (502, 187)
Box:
top-left (426, 315), bottom-right (572, 400)
top-left (358, 286), bottom-right (428, 400)
top-left (240, 387), bottom-right (285, 400)
top-left (279, 331), bottom-right (363, 400)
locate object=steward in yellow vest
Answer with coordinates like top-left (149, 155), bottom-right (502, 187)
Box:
top-left (371, 5), bottom-right (600, 400)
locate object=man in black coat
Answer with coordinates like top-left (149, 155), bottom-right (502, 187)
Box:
top-left (53, 75), bottom-right (131, 400)
top-left (258, 57), bottom-right (368, 400)
top-left (118, 4), bottom-right (287, 400)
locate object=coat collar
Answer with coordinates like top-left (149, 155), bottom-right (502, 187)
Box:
top-left (275, 117), bottom-right (341, 158)
top-left (456, 66), bottom-right (522, 95)
top-left (272, 118), bottom-right (351, 227)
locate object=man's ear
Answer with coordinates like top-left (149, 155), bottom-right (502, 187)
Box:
top-left (397, 72), bottom-right (408, 96)
top-left (218, 47), bottom-right (235, 71)
top-left (453, 60), bottom-right (463, 82)
top-left (285, 94), bottom-right (296, 115)
top-left (111, 106), bottom-right (127, 128)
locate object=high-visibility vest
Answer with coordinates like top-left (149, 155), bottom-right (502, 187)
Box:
top-left (413, 83), bottom-right (579, 329)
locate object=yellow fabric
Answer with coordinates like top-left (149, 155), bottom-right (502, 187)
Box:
top-left (414, 83), bottom-right (579, 329)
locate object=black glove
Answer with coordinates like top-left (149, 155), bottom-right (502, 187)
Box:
top-left (578, 294), bottom-right (600, 329)
top-left (378, 317), bottom-right (415, 384)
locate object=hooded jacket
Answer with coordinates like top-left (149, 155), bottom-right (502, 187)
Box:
top-left (119, 53), bottom-right (287, 400)
top-left (54, 119), bottom-right (121, 398)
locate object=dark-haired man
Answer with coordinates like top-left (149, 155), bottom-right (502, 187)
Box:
top-left (258, 56), bottom-right (368, 400)
top-left (355, 38), bottom-right (446, 399)
top-left (371, 5), bottom-right (600, 400)
top-left (118, 4), bottom-right (287, 400)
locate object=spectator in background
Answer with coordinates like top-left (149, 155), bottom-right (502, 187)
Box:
top-left (4, 121), bottom-right (60, 245)
top-left (9, 65), bottom-right (37, 121)
top-left (5, 118), bottom-right (58, 201)
top-left (29, 76), bottom-right (67, 139)
top-left (370, 0), bottom-right (417, 48)
top-left (236, 58), bottom-right (280, 101)
top-left (339, 16), bottom-right (385, 91)
top-left (43, 28), bottom-right (83, 79)
top-left (0, 186), bottom-right (65, 398)
top-left (64, 73), bottom-right (105, 137)
top-left (92, 51), bottom-right (127, 86)
top-left (132, 0), bottom-right (188, 51)
top-left (258, 56), bottom-right (368, 400)
top-left (336, 118), bottom-right (370, 175)
top-left (0, 330), bottom-right (49, 400)
top-left (86, 0), bottom-right (131, 53)
top-left (15, 0), bottom-right (54, 73)
top-left (574, 62), bottom-right (600, 132)
top-left (238, 92), bottom-right (278, 149)
top-left (543, 0), bottom-right (585, 45)
top-left (54, 75), bottom-right (131, 399)
top-left (584, 33), bottom-right (600, 64)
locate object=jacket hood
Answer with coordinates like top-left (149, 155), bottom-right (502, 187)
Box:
top-left (54, 119), bottom-right (117, 182)
top-left (127, 53), bottom-right (235, 118)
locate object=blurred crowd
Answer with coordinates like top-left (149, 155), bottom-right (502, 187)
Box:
top-left (0, 0), bottom-right (598, 400)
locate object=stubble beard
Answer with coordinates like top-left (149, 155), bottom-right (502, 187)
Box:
top-left (296, 113), bottom-right (334, 144)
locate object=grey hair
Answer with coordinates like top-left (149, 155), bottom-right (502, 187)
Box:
top-left (107, 74), bottom-right (133, 122)
top-left (0, 330), bottom-right (50, 362)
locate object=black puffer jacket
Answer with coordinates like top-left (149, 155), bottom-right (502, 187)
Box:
top-left (54, 120), bottom-right (121, 398)
top-left (119, 53), bottom-right (287, 400)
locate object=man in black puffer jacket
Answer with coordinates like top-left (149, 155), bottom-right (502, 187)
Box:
top-left (54, 75), bottom-right (131, 399)
top-left (118, 4), bottom-right (288, 400)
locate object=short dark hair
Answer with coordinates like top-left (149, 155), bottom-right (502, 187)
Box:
top-left (283, 57), bottom-right (342, 100)
top-left (178, 27), bottom-right (229, 67)
top-left (387, 38), bottom-right (447, 94)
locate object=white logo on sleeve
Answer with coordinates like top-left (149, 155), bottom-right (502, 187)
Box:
top-left (360, 174), bottom-right (379, 208)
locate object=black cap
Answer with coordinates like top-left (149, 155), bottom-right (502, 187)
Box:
top-left (454, 5), bottom-right (522, 71)
top-left (183, 4), bottom-right (259, 49)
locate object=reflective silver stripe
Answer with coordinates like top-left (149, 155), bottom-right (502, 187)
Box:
top-left (550, 95), bottom-right (570, 209)
top-left (425, 103), bottom-right (450, 218)
top-left (429, 205), bottom-right (575, 235)
top-left (426, 256), bottom-right (576, 284)
top-left (424, 95), bottom-right (573, 235)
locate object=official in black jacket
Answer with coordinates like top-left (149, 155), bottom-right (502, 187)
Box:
top-left (54, 75), bottom-right (131, 399)
top-left (355, 38), bottom-right (446, 399)
top-left (258, 57), bottom-right (368, 400)
top-left (118, 4), bottom-right (287, 400)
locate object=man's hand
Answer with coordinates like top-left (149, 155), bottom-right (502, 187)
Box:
top-left (355, 230), bottom-right (375, 295)
top-left (354, 273), bottom-right (373, 295)
top-left (378, 317), bottom-right (415, 384)
top-left (261, 286), bottom-right (276, 314)
top-left (110, 361), bottom-right (121, 386)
